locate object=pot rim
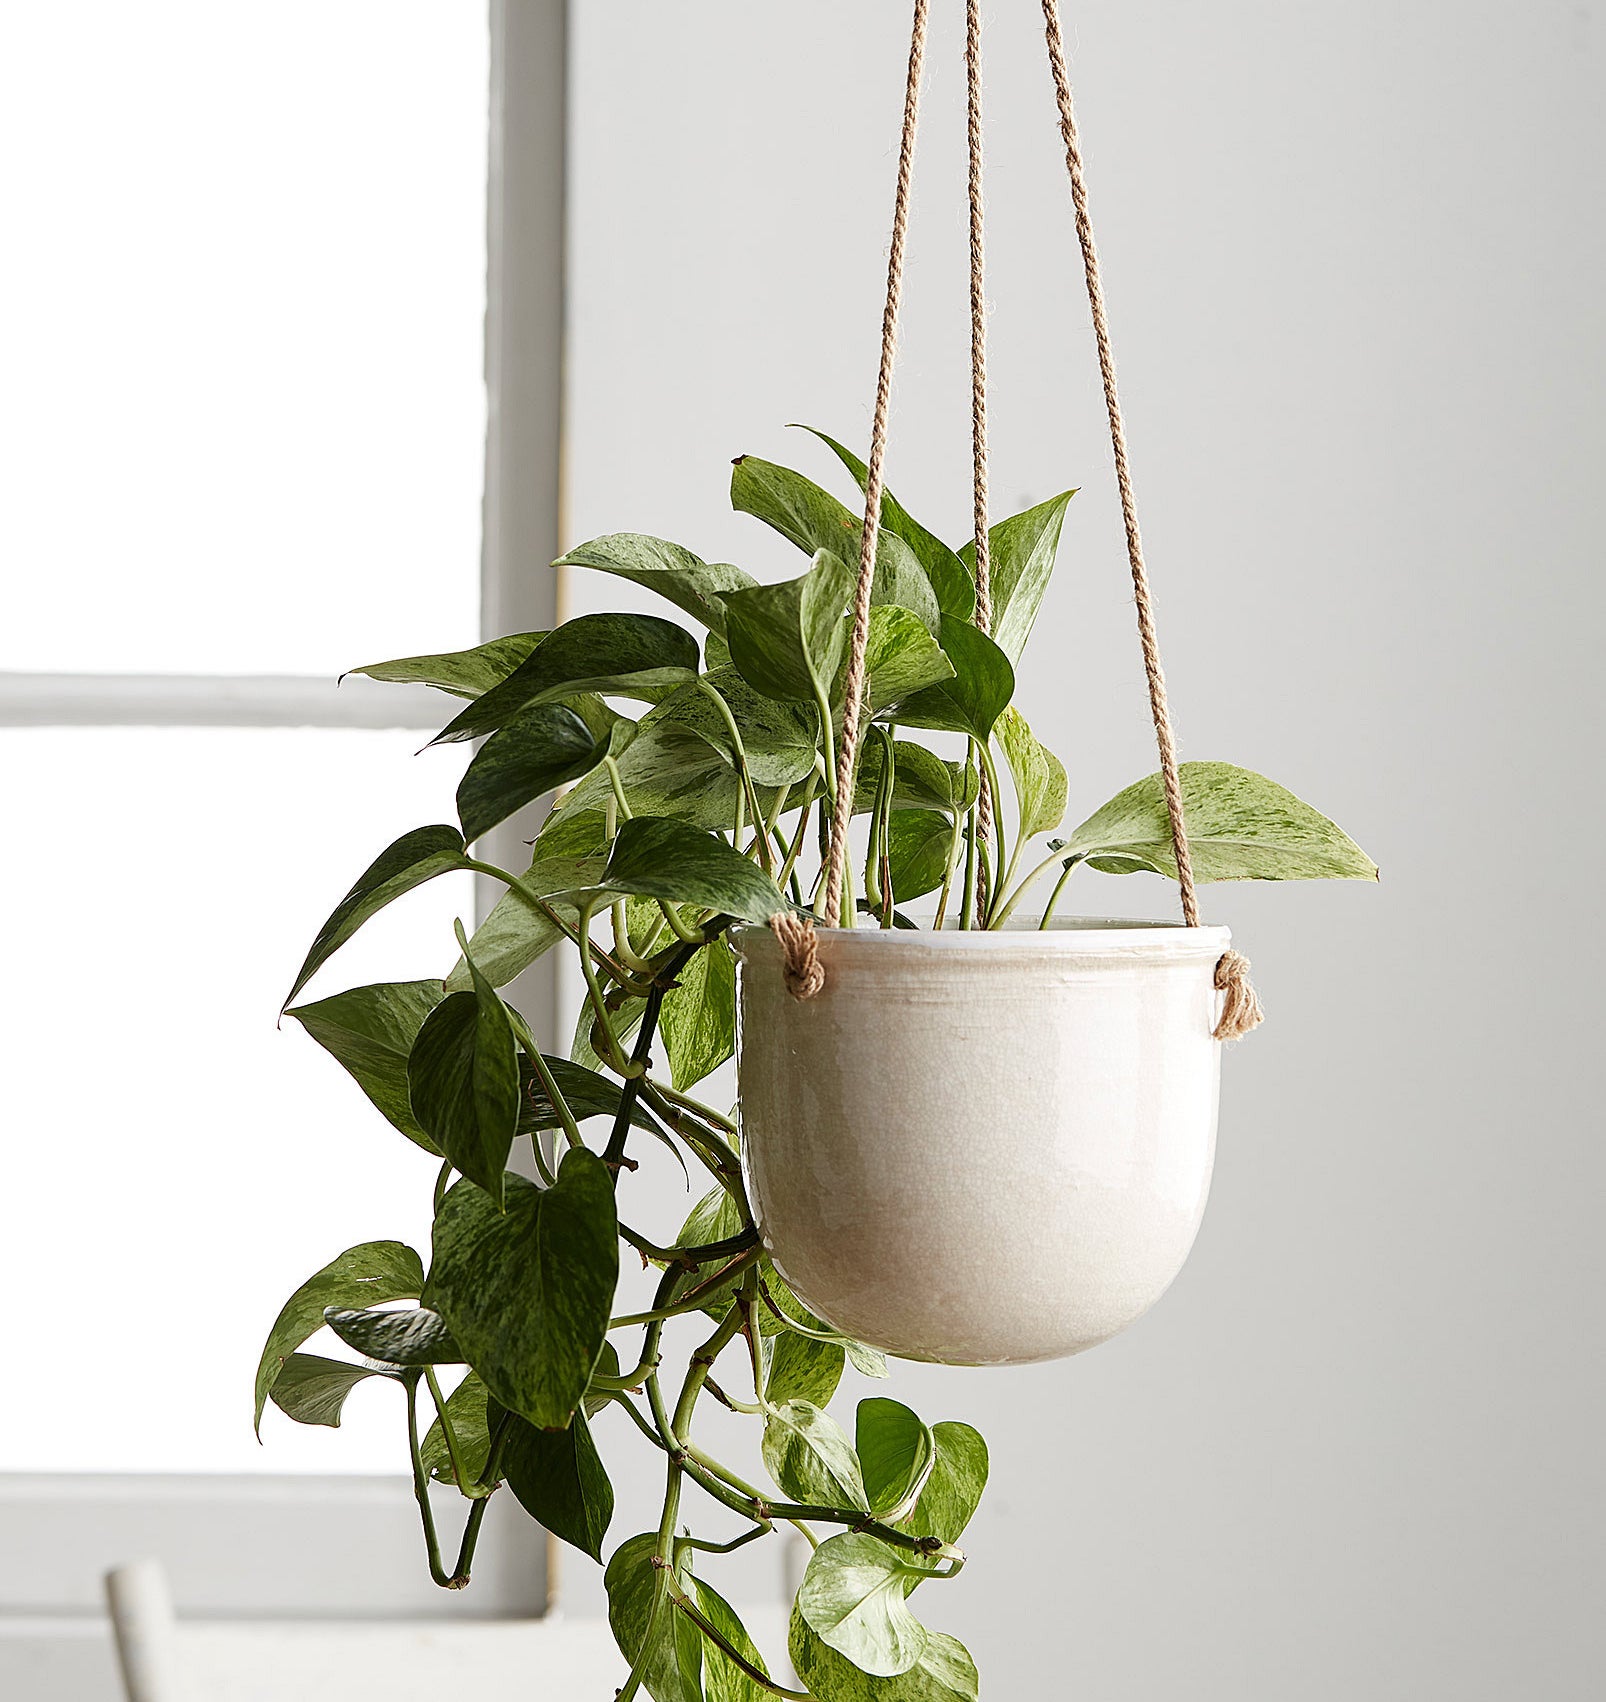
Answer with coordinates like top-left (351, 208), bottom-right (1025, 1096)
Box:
top-left (731, 915), bottom-right (1231, 963)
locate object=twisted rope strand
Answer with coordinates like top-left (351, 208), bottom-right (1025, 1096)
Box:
top-left (966, 0), bottom-right (995, 911)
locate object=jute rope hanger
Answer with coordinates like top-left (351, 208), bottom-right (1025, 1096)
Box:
top-left (770, 0), bottom-right (1262, 1042)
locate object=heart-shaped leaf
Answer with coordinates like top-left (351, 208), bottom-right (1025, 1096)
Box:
top-left (556, 708), bottom-right (756, 833)
top-left (958, 490), bottom-right (1075, 665)
top-left (792, 426), bottom-right (975, 623)
top-left (854, 744), bottom-right (976, 818)
top-left (721, 549), bottom-right (856, 705)
top-left (1065, 762), bottom-right (1379, 883)
top-left (884, 811), bottom-right (954, 903)
top-left (856, 1399), bottom-right (937, 1522)
top-left (658, 672), bottom-right (820, 787)
top-left (456, 702), bottom-right (607, 844)
top-left (431, 613), bottom-right (702, 746)
top-left (797, 1533), bottom-right (930, 1677)
top-left (557, 534), bottom-right (757, 636)
top-left (660, 938), bottom-right (736, 1090)
top-left (731, 455), bottom-right (940, 635)
top-left (348, 633), bottom-right (545, 699)
top-left (500, 1400), bottom-right (614, 1561)
top-left (851, 607), bottom-right (955, 717)
top-left (790, 1607), bottom-right (979, 1702)
top-left (254, 1240), bottom-right (425, 1431)
top-left (284, 826), bottom-right (470, 1008)
top-left (323, 1305), bottom-right (462, 1366)
top-left (425, 1152), bottom-right (618, 1431)
top-left (286, 980), bottom-right (446, 1153)
top-left (606, 1533), bottom-right (704, 1702)
top-left (897, 1421), bottom-right (988, 1552)
top-left (694, 1579), bottom-right (775, 1702)
top-left (895, 618), bottom-right (1014, 743)
top-left (765, 1332), bottom-right (845, 1409)
top-left (407, 931), bottom-right (521, 1207)
top-left (761, 1400), bottom-right (868, 1511)
top-left (995, 706), bottom-right (1068, 842)
top-left (269, 1354), bottom-right (402, 1429)
top-left (595, 816), bottom-right (785, 924)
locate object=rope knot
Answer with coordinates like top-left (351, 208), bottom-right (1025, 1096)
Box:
top-left (769, 912), bottom-right (825, 1001)
top-left (1212, 949), bottom-right (1264, 1041)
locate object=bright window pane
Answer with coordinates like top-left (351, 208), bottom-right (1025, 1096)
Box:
top-left (0, 728), bottom-right (474, 1473)
top-left (0, 4), bottom-right (487, 675)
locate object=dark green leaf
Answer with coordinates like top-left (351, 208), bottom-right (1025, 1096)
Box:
top-left (694, 1579), bottom-right (774, 1702)
top-left (268, 1354), bottom-right (400, 1429)
top-left (606, 1533), bottom-right (704, 1702)
top-left (501, 1402), bottom-right (614, 1561)
top-left (456, 702), bottom-right (606, 844)
top-left (286, 980), bottom-right (445, 1153)
top-left (959, 490), bottom-right (1075, 665)
top-left (797, 1533), bottom-right (929, 1676)
top-left (421, 1370), bottom-right (497, 1491)
top-left (790, 1607), bottom-right (978, 1702)
top-left (557, 534), bottom-right (757, 636)
top-left (660, 939), bottom-right (737, 1090)
top-left (407, 931), bottom-right (521, 1207)
top-left (895, 618), bottom-right (1014, 743)
top-left (765, 1331), bottom-right (844, 1409)
top-left (855, 1399), bottom-right (936, 1522)
top-left (854, 743), bottom-right (975, 818)
top-left (995, 706), bottom-right (1067, 841)
top-left (431, 613), bottom-right (701, 746)
top-left (556, 709), bottom-right (753, 833)
top-left (597, 817), bottom-right (785, 924)
top-left (1064, 762), bottom-right (1379, 883)
top-left (284, 826), bottom-right (469, 1008)
top-left (884, 811), bottom-right (954, 903)
top-left (255, 1240), bottom-right (425, 1432)
top-left (658, 671), bottom-right (820, 787)
top-left (761, 1400), bottom-right (867, 1510)
top-left (721, 549), bottom-right (855, 704)
top-left (323, 1305), bottom-right (462, 1366)
top-left (425, 1153), bottom-right (618, 1431)
top-left (347, 633), bottom-right (545, 699)
top-left (792, 427), bottom-right (975, 622)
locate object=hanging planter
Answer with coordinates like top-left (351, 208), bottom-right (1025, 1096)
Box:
top-left (260, 2), bottom-right (1377, 1695)
top-left (734, 919), bottom-right (1231, 1364)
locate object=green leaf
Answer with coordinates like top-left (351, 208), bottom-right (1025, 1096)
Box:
top-left (721, 549), bottom-right (855, 704)
top-left (456, 702), bottom-right (607, 844)
top-left (254, 1240), bottom-right (425, 1432)
top-left (347, 633), bottom-right (545, 699)
top-left (843, 1339), bottom-right (891, 1380)
top-left (606, 1533), bottom-right (704, 1702)
top-left (556, 709), bottom-right (753, 834)
top-left (765, 1331), bottom-right (845, 1409)
top-left (431, 613), bottom-right (702, 746)
top-left (659, 671), bottom-right (820, 787)
top-left (898, 1422), bottom-right (988, 1551)
top-left (792, 426), bottom-right (975, 622)
top-left (407, 932), bottom-right (521, 1208)
top-left (731, 455), bottom-right (940, 635)
top-left (854, 743), bottom-right (975, 818)
top-left (572, 993), bottom-right (646, 1074)
top-left (286, 980), bottom-right (445, 1153)
top-left (1064, 761), bottom-right (1379, 883)
top-left (501, 1402), bottom-right (614, 1562)
top-left (856, 1399), bottom-right (937, 1522)
top-left (660, 939), bottom-right (737, 1090)
top-left (797, 1533), bottom-right (929, 1677)
top-left (284, 826), bottom-right (469, 1008)
top-left (959, 490), bottom-right (1075, 665)
top-left (519, 1053), bottom-right (670, 1143)
top-left (895, 617), bottom-right (1015, 743)
top-left (884, 811), bottom-right (953, 903)
top-left (995, 706), bottom-right (1068, 842)
top-left (425, 1153), bottom-right (618, 1431)
top-left (323, 1306), bottom-right (462, 1366)
top-left (852, 607), bottom-right (956, 718)
top-left (595, 817), bottom-right (785, 924)
top-left (790, 1608), bottom-right (978, 1702)
top-left (421, 1370), bottom-right (497, 1491)
top-left (557, 534), bottom-right (757, 636)
top-left (694, 1579), bottom-right (774, 1702)
top-left (268, 1354), bottom-right (401, 1428)
top-left (761, 1400), bottom-right (867, 1511)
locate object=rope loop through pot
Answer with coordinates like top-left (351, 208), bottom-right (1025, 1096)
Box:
top-left (771, 0), bottom-right (1262, 1040)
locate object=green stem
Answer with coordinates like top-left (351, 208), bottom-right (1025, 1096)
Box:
top-left (663, 1579), bottom-right (812, 1700)
top-left (432, 1158), bottom-right (452, 1213)
top-left (463, 857), bottom-right (646, 990)
top-left (960, 804), bottom-right (979, 931)
top-left (577, 903), bottom-right (637, 1077)
top-left (405, 1375), bottom-right (453, 1589)
top-left (423, 1367), bottom-right (473, 1499)
top-left (507, 1009), bottom-right (583, 1155)
top-left (610, 1245), bottom-right (763, 1329)
top-left (697, 678), bottom-right (770, 873)
top-left (976, 738), bottom-right (1009, 925)
top-left (448, 1409), bottom-right (512, 1586)
top-left (991, 846), bottom-right (1077, 930)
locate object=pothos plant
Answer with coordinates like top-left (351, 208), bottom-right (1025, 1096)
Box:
top-left (260, 429), bottom-right (1375, 1701)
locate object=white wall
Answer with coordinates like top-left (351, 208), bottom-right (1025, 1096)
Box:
top-left (563, 2), bottom-right (1605, 1695)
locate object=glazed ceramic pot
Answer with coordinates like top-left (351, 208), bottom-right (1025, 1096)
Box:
top-left (729, 919), bottom-right (1231, 1365)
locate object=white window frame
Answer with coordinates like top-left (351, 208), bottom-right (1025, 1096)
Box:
top-left (0, 0), bottom-right (569, 1656)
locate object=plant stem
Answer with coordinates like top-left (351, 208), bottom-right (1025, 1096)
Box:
top-left (448, 1409), bottom-right (512, 1586)
top-left (432, 1158), bottom-right (452, 1213)
top-left (663, 1577), bottom-right (812, 1699)
top-left (1040, 856), bottom-right (1079, 927)
top-left (976, 737), bottom-right (1010, 924)
top-left (507, 1009), bottom-right (584, 1155)
top-left (697, 678), bottom-right (770, 873)
top-left (422, 1367), bottom-right (474, 1498)
top-left (404, 1375), bottom-right (453, 1589)
top-left (991, 846), bottom-right (1078, 930)
top-left (577, 903), bottom-right (637, 1077)
top-left (610, 1245), bottom-right (763, 1328)
top-left (960, 804), bottom-right (979, 931)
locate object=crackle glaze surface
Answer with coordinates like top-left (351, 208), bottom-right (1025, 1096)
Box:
top-left (730, 920), bottom-right (1230, 1365)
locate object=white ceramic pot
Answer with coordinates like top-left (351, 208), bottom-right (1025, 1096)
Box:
top-left (730, 919), bottom-right (1232, 1366)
